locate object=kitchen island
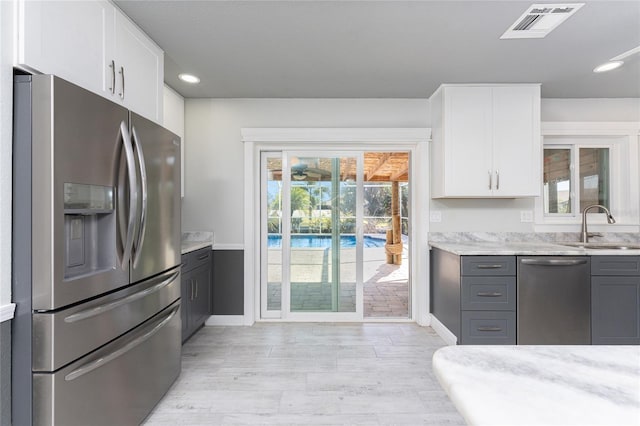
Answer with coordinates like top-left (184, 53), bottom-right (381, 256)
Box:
top-left (432, 345), bottom-right (640, 425)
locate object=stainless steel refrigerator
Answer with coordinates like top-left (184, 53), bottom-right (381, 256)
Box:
top-left (12, 74), bottom-right (182, 425)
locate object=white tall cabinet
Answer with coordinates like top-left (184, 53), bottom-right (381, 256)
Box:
top-left (430, 84), bottom-right (541, 198)
top-left (14, 0), bottom-right (164, 124)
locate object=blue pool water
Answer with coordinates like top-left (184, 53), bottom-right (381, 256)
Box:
top-left (267, 235), bottom-right (386, 248)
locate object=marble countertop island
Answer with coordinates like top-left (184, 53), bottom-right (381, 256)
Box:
top-left (433, 345), bottom-right (640, 425)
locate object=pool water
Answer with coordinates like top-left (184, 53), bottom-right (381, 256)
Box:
top-left (267, 235), bottom-right (386, 248)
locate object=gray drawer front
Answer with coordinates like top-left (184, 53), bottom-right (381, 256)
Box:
top-left (462, 256), bottom-right (516, 276)
top-left (591, 256), bottom-right (640, 276)
top-left (461, 277), bottom-right (516, 311)
top-left (460, 311), bottom-right (516, 345)
top-left (182, 247), bottom-right (212, 273)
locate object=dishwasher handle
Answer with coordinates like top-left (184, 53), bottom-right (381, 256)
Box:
top-left (520, 258), bottom-right (588, 266)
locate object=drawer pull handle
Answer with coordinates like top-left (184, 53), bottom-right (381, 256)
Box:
top-left (476, 264), bottom-right (503, 269)
top-left (197, 254), bottom-right (209, 260)
top-left (477, 292), bottom-right (503, 297)
top-left (477, 326), bottom-right (502, 332)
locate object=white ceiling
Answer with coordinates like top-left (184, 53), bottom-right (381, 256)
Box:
top-left (115, 0), bottom-right (640, 99)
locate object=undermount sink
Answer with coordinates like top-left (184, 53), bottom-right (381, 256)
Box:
top-left (559, 242), bottom-right (640, 250)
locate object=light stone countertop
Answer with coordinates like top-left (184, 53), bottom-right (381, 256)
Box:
top-left (429, 241), bottom-right (640, 256)
top-left (432, 345), bottom-right (640, 426)
top-left (181, 231), bottom-right (213, 255)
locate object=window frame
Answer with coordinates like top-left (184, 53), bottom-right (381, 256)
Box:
top-left (535, 122), bottom-right (640, 232)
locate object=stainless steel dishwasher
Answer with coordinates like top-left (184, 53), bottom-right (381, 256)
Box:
top-left (517, 256), bottom-right (591, 344)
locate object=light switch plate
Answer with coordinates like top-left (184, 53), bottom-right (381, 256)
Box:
top-left (430, 211), bottom-right (442, 222)
top-left (520, 210), bottom-right (534, 222)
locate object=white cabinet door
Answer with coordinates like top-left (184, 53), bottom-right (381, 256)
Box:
top-left (114, 11), bottom-right (164, 123)
top-left (431, 84), bottom-right (541, 198)
top-left (443, 86), bottom-right (493, 196)
top-left (17, 0), bottom-right (113, 97)
top-left (492, 86), bottom-right (541, 197)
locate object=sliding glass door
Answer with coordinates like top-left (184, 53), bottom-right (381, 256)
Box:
top-left (261, 151), bottom-right (364, 319)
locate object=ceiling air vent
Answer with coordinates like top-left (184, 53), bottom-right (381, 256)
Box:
top-left (501, 3), bottom-right (584, 39)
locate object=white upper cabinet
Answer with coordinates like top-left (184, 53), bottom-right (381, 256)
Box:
top-left (430, 84), bottom-right (541, 198)
top-left (15, 0), bottom-right (164, 123)
top-left (112, 10), bottom-right (164, 122)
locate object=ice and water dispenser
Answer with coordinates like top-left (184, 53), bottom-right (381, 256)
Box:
top-left (63, 183), bottom-right (117, 280)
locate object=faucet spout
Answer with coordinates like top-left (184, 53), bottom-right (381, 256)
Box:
top-left (581, 204), bottom-right (616, 243)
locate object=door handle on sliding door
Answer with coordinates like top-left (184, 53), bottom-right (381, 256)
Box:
top-left (119, 121), bottom-right (138, 268)
top-left (131, 126), bottom-right (148, 267)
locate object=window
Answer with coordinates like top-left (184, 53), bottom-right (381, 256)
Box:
top-left (537, 123), bottom-right (639, 230)
top-left (543, 146), bottom-right (611, 216)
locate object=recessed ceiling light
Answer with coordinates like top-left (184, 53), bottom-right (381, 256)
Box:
top-left (178, 73), bottom-right (200, 84)
top-left (593, 61), bottom-right (624, 73)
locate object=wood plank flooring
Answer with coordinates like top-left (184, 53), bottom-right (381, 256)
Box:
top-left (143, 323), bottom-right (466, 425)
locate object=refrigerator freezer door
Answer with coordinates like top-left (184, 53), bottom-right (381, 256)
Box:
top-left (129, 112), bottom-right (181, 283)
top-left (28, 75), bottom-right (131, 310)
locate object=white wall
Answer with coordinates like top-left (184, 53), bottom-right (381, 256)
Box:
top-left (0, 0), bottom-right (14, 309)
top-left (183, 97), bottom-right (640, 241)
top-left (163, 84), bottom-right (185, 197)
top-left (183, 99), bottom-right (429, 245)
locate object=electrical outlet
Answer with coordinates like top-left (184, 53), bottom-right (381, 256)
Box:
top-left (430, 211), bottom-right (442, 223)
top-left (520, 210), bottom-right (534, 222)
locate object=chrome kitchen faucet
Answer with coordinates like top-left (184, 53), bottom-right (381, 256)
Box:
top-left (581, 204), bottom-right (616, 243)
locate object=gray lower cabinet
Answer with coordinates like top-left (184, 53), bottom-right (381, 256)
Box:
top-left (181, 247), bottom-right (212, 343)
top-left (431, 249), bottom-right (516, 344)
top-left (591, 256), bottom-right (640, 345)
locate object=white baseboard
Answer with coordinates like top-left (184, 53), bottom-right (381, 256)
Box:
top-left (416, 313), bottom-right (431, 327)
top-left (205, 315), bottom-right (245, 326)
top-left (0, 303), bottom-right (15, 323)
top-left (430, 314), bottom-right (457, 346)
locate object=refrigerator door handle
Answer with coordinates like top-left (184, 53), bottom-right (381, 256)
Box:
top-left (131, 126), bottom-right (148, 267)
top-left (63, 270), bottom-right (180, 323)
top-left (64, 304), bottom-right (179, 382)
top-left (120, 121), bottom-right (138, 268)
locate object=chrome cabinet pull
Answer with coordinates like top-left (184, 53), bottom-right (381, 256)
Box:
top-left (109, 60), bottom-right (116, 94)
top-left (197, 253), bottom-right (209, 260)
top-left (488, 170), bottom-right (492, 190)
top-left (476, 264), bottom-right (503, 269)
top-left (477, 292), bottom-right (503, 297)
top-left (195, 279), bottom-right (198, 298)
top-left (190, 280), bottom-right (194, 300)
top-left (131, 126), bottom-right (148, 267)
top-left (496, 170), bottom-right (500, 190)
top-left (65, 305), bottom-right (178, 381)
top-left (477, 326), bottom-right (502, 332)
top-left (119, 66), bottom-right (125, 99)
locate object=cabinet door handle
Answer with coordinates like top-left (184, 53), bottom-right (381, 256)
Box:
top-left (488, 170), bottom-right (492, 190)
top-left (496, 170), bottom-right (500, 190)
top-left (477, 326), bottom-right (502, 332)
top-left (190, 280), bottom-right (194, 300)
top-left (477, 292), bottom-right (503, 297)
top-left (195, 279), bottom-right (198, 298)
top-left (109, 60), bottom-right (116, 94)
top-left (197, 254), bottom-right (209, 260)
top-left (476, 264), bottom-right (503, 269)
top-left (119, 66), bottom-right (125, 100)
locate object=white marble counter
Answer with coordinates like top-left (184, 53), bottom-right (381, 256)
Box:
top-left (181, 231), bottom-right (213, 255)
top-left (429, 241), bottom-right (640, 256)
top-left (432, 345), bottom-right (640, 426)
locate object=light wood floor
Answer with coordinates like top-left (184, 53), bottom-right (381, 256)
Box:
top-left (143, 323), bottom-right (465, 425)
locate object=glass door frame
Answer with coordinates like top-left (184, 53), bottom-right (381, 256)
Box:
top-left (261, 150), bottom-right (365, 321)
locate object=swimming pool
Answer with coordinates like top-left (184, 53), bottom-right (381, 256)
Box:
top-left (267, 235), bottom-right (386, 248)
